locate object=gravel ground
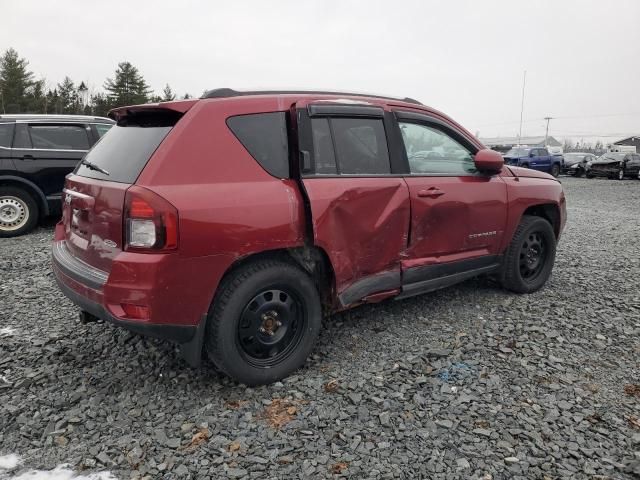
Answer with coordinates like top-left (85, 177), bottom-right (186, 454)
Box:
top-left (1, 176), bottom-right (639, 480)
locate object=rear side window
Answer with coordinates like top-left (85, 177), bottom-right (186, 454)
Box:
top-left (29, 124), bottom-right (90, 150)
top-left (75, 111), bottom-right (179, 183)
top-left (13, 124), bottom-right (32, 148)
top-left (0, 123), bottom-right (14, 148)
top-left (309, 117), bottom-right (390, 175)
top-left (227, 112), bottom-right (289, 178)
top-left (95, 123), bottom-right (113, 137)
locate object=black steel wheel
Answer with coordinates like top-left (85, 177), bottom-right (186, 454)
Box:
top-left (236, 288), bottom-right (306, 368)
top-left (501, 215), bottom-right (556, 293)
top-left (205, 259), bottom-right (322, 385)
top-left (518, 231), bottom-right (547, 282)
top-left (550, 164), bottom-right (560, 177)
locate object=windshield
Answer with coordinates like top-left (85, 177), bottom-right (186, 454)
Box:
top-left (505, 147), bottom-right (530, 157)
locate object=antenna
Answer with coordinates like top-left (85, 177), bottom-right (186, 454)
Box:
top-left (518, 70), bottom-right (526, 145)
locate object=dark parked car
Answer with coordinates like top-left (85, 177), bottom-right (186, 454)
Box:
top-left (564, 152), bottom-right (597, 176)
top-left (52, 89), bottom-right (566, 385)
top-left (0, 114), bottom-right (114, 236)
top-left (503, 147), bottom-right (563, 177)
top-left (587, 152), bottom-right (640, 180)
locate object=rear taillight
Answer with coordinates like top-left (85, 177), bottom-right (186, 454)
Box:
top-left (124, 186), bottom-right (178, 252)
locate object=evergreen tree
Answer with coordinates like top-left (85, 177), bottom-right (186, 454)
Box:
top-left (25, 79), bottom-right (46, 113)
top-left (0, 48), bottom-right (35, 113)
top-left (182, 93), bottom-right (192, 99)
top-left (88, 92), bottom-right (112, 117)
top-left (104, 61), bottom-right (152, 107)
top-left (161, 84), bottom-right (175, 101)
top-left (57, 76), bottom-right (79, 114)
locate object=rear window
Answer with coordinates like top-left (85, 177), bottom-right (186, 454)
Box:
top-left (75, 111), bottom-right (179, 183)
top-left (227, 112), bottom-right (289, 178)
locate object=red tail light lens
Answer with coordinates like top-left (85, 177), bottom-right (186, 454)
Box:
top-left (124, 186), bottom-right (178, 252)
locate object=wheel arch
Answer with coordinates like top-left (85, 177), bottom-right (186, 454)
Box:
top-left (215, 245), bottom-right (337, 314)
top-left (522, 203), bottom-right (561, 238)
top-left (0, 175), bottom-right (49, 217)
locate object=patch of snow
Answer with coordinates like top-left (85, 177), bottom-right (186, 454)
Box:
top-left (0, 454), bottom-right (21, 470)
top-left (0, 327), bottom-right (16, 337)
top-left (0, 457), bottom-right (116, 480)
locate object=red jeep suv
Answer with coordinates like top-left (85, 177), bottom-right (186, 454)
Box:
top-left (52, 89), bottom-right (566, 385)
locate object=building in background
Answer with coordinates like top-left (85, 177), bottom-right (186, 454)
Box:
top-left (612, 135), bottom-right (640, 152)
top-left (479, 135), bottom-right (562, 154)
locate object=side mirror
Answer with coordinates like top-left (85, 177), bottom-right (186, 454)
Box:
top-left (474, 149), bottom-right (504, 173)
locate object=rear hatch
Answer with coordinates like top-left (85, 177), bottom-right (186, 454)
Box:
top-left (61, 104), bottom-right (191, 272)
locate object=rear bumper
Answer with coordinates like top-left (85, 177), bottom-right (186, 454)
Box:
top-left (52, 240), bottom-right (196, 344)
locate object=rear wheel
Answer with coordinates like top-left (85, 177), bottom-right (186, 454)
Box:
top-left (501, 215), bottom-right (556, 293)
top-left (205, 259), bottom-right (322, 385)
top-left (0, 187), bottom-right (39, 237)
top-left (586, 171), bottom-right (594, 179)
top-left (550, 164), bottom-right (561, 177)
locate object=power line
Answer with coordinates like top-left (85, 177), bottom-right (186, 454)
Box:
top-left (474, 111), bottom-right (640, 129)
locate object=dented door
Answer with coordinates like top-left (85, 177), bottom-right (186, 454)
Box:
top-left (302, 178), bottom-right (410, 305)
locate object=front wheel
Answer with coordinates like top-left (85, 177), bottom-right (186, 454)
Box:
top-left (500, 215), bottom-right (557, 294)
top-left (550, 164), bottom-right (561, 177)
top-left (0, 187), bottom-right (39, 237)
top-left (205, 259), bottom-right (322, 385)
top-left (617, 168), bottom-right (625, 180)
top-left (586, 171), bottom-right (594, 179)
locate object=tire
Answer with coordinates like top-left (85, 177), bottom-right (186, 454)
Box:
top-left (550, 164), bottom-right (561, 177)
top-left (586, 171), bottom-right (594, 179)
top-left (0, 186), bottom-right (39, 237)
top-left (500, 215), bottom-right (556, 294)
top-left (205, 259), bottom-right (322, 385)
top-left (617, 168), bottom-right (625, 180)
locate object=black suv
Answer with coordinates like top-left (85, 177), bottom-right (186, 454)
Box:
top-left (0, 114), bottom-right (114, 236)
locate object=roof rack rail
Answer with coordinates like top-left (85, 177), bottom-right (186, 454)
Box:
top-left (200, 88), bottom-right (422, 105)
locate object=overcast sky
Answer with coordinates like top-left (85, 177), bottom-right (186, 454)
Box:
top-left (2, 0), bottom-right (639, 143)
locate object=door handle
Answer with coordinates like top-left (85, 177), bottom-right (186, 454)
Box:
top-left (22, 154), bottom-right (34, 160)
top-left (417, 187), bottom-right (445, 198)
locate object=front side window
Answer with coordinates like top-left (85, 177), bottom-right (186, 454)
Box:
top-left (29, 124), bottom-right (90, 150)
top-left (0, 123), bottom-right (14, 148)
top-left (399, 122), bottom-right (475, 174)
top-left (309, 117), bottom-right (390, 175)
top-left (227, 112), bottom-right (289, 178)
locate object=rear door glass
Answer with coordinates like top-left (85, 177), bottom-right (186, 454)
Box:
top-left (29, 124), bottom-right (90, 150)
top-left (227, 112), bottom-right (289, 178)
top-left (331, 118), bottom-right (390, 174)
top-left (0, 123), bottom-right (14, 147)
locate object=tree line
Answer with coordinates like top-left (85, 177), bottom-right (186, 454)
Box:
top-left (0, 48), bottom-right (192, 117)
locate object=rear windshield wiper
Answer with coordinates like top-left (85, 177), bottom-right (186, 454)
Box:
top-left (80, 159), bottom-right (110, 176)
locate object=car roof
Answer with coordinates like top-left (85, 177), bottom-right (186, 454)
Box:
top-left (201, 88), bottom-right (423, 106)
top-left (0, 114), bottom-right (114, 123)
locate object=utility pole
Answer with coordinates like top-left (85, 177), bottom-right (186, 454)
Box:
top-left (518, 70), bottom-right (526, 145)
top-left (544, 117), bottom-right (553, 146)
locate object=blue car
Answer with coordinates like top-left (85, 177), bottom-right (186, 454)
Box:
top-left (503, 147), bottom-right (563, 177)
